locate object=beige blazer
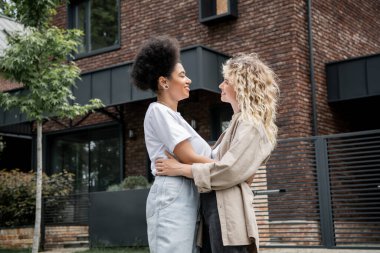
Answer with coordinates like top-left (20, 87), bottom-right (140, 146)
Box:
top-left (192, 112), bottom-right (274, 253)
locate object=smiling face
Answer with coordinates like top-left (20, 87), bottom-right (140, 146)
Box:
top-left (167, 63), bottom-right (192, 101)
top-left (219, 78), bottom-right (237, 104)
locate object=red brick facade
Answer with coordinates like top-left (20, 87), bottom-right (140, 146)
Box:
top-left (50, 1), bottom-right (380, 137)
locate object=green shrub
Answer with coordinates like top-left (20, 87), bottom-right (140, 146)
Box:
top-left (106, 175), bottom-right (150, 192)
top-left (0, 169), bottom-right (74, 227)
top-left (122, 176), bottom-right (150, 190)
top-left (106, 184), bottom-right (123, 192)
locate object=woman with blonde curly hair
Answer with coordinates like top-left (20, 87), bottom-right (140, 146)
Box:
top-left (156, 53), bottom-right (279, 253)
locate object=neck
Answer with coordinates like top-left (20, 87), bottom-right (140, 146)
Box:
top-left (157, 95), bottom-right (178, 111)
top-left (230, 100), bottom-right (240, 114)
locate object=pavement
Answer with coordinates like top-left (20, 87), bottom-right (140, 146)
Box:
top-left (39, 248), bottom-right (380, 253)
top-left (41, 248), bottom-right (88, 253)
top-left (260, 249), bottom-right (380, 253)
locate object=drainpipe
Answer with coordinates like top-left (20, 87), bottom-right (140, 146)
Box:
top-left (307, 0), bottom-right (318, 136)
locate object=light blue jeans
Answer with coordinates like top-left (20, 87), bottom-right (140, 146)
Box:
top-left (146, 176), bottom-right (199, 253)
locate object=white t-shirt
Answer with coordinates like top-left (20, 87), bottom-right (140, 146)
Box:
top-left (144, 102), bottom-right (212, 176)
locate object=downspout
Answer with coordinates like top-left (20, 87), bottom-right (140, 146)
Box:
top-left (307, 0), bottom-right (318, 136)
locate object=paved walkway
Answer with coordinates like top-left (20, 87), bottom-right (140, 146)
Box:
top-left (41, 248), bottom-right (88, 253)
top-left (40, 247), bottom-right (380, 253)
top-left (261, 249), bottom-right (379, 253)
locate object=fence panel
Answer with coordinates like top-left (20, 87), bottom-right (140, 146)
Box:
top-left (253, 138), bottom-right (323, 247)
top-left (43, 193), bottom-right (89, 225)
top-left (326, 131), bottom-right (380, 248)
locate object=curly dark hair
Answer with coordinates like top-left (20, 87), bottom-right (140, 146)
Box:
top-left (131, 36), bottom-right (180, 92)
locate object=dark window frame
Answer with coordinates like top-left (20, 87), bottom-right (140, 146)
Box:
top-left (44, 122), bottom-right (123, 193)
top-left (67, 0), bottom-right (121, 59)
top-left (199, 0), bottom-right (238, 25)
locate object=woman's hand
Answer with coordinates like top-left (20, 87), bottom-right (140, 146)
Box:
top-left (156, 151), bottom-right (193, 178)
top-left (245, 174), bottom-right (255, 186)
top-left (155, 152), bottom-right (183, 177)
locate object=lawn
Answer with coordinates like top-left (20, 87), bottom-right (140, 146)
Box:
top-left (0, 248), bottom-right (149, 253)
top-left (75, 247), bottom-right (149, 253)
top-left (0, 250), bottom-right (30, 253)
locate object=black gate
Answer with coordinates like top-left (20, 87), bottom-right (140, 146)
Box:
top-left (253, 129), bottom-right (380, 249)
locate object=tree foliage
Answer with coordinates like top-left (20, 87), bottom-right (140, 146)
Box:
top-left (0, 0), bottom-right (103, 123)
top-left (0, 0), bottom-right (16, 18)
top-left (1, 0), bottom-right (65, 28)
top-left (0, 26), bottom-right (102, 121)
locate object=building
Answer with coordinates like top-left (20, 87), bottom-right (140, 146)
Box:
top-left (1, 0), bottom-right (379, 249)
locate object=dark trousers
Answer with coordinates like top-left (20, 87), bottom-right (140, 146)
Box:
top-left (200, 191), bottom-right (249, 253)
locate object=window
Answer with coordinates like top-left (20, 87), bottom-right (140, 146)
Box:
top-left (48, 125), bottom-right (122, 192)
top-left (211, 104), bottom-right (233, 141)
top-left (69, 0), bottom-right (120, 57)
top-left (199, 0), bottom-right (238, 24)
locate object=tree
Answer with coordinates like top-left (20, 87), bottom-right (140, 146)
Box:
top-left (0, 1), bottom-right (102, 252)
top-left (0, 0), bottom-right (16, 18)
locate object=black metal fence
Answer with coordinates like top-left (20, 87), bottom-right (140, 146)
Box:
top-left (252, 129), bottom-right (380, 249)
top-left (327, 130), bottom-right (380, 247)
top-left (42, 130), bottom-right (380, 249)
top-left (41, 193), bottom-right (89, 249)
top-left (43, 193), bottom-right (89, 225)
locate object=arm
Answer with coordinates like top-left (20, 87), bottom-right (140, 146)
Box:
top-left (149, 105), bottom-right (213, 166)
top-left (192, 122), bottom-right (273, 192)
top-left (173, 139), bottom-right (214, 164)
top-left (155, 140), bottom-right (214, 178)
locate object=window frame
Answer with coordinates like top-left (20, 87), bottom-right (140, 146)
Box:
top-left (67, 0), bottom-right (121, 59)
top-left (199, 0), bottom-right (238, 25)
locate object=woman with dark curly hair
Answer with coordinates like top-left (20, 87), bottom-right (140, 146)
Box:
top-left (131, 36), bottom-right (213, 253)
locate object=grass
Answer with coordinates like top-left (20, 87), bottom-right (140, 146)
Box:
top-left (75, 247), bottom-right (149, 253)
top-left (0, 248), bottom-right (149, 253)
top-left (0, 250), bottom-right (30, 253)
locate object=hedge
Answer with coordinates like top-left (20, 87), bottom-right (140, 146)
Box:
top-left (0, 169), bottom-right (74, 227)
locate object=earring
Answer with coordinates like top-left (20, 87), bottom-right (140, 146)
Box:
top-left (164, 85), bottom-right (169, 89)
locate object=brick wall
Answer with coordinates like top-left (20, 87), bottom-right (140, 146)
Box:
top-left (0, 78), bottom-right (23, 92)
top-left (51, 0), bottom-right (380, 138)
top-left (0, 225), bottom-right (87, 249)
top-left (311, 0), bottom-right (380, 134)
top-left (53, 1), bottom-right (315, 138)
top-left (41, 0), bottom-right (380, 176)
top-left (0, 0), bottom-right (376, 137)
top-left (0, 227), bottom-right (33, 249)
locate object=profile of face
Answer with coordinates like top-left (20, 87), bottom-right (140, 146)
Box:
top-left (219, 77), bottom-right (237, 104)
top-left (165, 63), bottom-right (192, 101)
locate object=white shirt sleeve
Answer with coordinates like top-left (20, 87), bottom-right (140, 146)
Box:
top-left (149, 105), bottom-right (191, 153)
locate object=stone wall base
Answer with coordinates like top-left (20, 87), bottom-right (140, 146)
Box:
top-left (0, 225), bottom-right (88, 249)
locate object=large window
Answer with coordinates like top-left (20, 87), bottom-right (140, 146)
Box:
top-left (48, 125), bottom-right (121, 192)
top-left (69, 0), bottom-right (120, 57)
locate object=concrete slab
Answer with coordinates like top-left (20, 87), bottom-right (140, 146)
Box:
top-left (261, 248), bottom-right (380, 253)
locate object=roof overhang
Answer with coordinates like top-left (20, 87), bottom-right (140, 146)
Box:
top-left (0, 45), bottom-right (229, 127)
top-left (326, 53), bottom-right (380, 103)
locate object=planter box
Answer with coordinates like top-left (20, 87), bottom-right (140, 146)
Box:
top-left (89, 189), bottom-right (149, 247)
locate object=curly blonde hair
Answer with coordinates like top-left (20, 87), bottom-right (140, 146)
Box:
top-left (223, 53), bottom-right (279, 145)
